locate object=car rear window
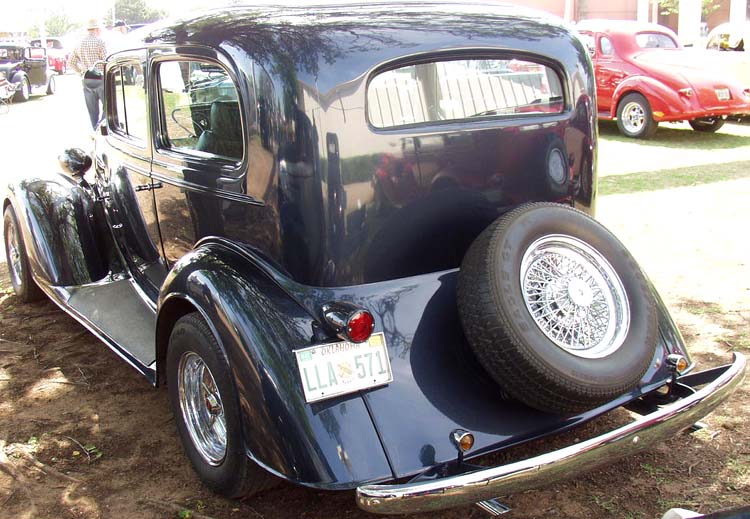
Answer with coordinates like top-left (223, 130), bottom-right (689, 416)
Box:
top-left (635, 32), bottom-right (678, 49)
top-left (367, 58), bottom-right (564, 129)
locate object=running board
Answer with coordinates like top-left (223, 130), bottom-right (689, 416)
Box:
top-left (44, 276), bottom-right (157, 382)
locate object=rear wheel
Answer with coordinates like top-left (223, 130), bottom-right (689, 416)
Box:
top-left (457, 203), bottom-right (657, 414)
top-left (167, 313), bottom-right (275, 497)
top-left (3, 205), bottom-right (44, 302)
top-left (689, 117), bottom-right (725, 133)
top-left (616, 93), bottom-right (658, 138)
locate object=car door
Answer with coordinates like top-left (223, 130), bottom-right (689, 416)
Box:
top-left (97, 52), bottom-right (167, 300)
top-left (593, 34), bottom-right (621, 114)
top-left (149, 53), bottom-right (248, 267)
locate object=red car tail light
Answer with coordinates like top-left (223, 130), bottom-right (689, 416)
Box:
top-left (678, 88), bottom-right (693, 98)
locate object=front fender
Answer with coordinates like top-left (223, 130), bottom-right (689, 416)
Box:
top-left (10, 70), bottom-right (26, 86)
top-left (612, 76), bottom-right (687, 121)
top-left (5, 173), bottom-right (109, 287)
top-left (157, 242), bottom-right (393, 489)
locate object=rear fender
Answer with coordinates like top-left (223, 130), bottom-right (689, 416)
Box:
top-left (156, 241), bottom-right (393, 489)
top-left (5, 174), bottom-right (109, 287)
top-left (612, 76), bottom-right (687, 120)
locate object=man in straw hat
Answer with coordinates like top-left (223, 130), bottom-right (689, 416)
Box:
top-left (69, 19), bottom-right (108, 129)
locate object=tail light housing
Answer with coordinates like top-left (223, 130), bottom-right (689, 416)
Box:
top-left (321, 302), bottom-right (375, 343)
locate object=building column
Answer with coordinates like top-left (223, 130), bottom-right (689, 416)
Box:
top-left (678, 0), bottom-right (702, 46)
top-left (564, 0), bottom-right (574, 22)
top-left (729, 0), bottom-right (748, 24)
top-left (637, 0), bottom-right (650, 22)
top-left (651, 0), bottom-right (659, 24)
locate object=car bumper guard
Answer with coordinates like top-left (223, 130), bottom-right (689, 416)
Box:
top-left (357, 353), bottom-right (746, 515)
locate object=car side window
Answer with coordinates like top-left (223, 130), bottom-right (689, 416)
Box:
top-left (156, 59), bottom-right (243, 162)
top-left (599, 37), bottom-right (614, 56)
top-left (108, 63), bottom-right (148, 142)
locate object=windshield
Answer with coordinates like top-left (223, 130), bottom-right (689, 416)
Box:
top-left (635, 32), bottom-right (678, 49)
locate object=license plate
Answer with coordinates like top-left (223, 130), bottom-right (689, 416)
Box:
top-left (715, 88), bottom-right (730, 101)
top-left (294, 333), bottom-right (393, 403)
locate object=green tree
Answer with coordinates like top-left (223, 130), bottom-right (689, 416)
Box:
top-left (27, 11), bottom-right (81, 38)
top-left (107, 0), bottom-right (166, 26)
top-left (658, 0), bottom-right (721, 20)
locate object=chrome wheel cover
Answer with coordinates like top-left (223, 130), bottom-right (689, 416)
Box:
top-left (5, 218), bottom-right (23, 289)
top-left (520, 235), bottom-right (630, 358)
top-left (178, 352), bottom-right (227, 465)
top-left (621, 101), bottom-right (646, 134)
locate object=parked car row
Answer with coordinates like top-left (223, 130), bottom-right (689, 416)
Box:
top-left (3, 3), bottom-right (744, 516)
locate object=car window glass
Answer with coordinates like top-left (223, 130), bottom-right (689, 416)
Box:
top-left (599, 37), bottom-right (614, 56)
top-left (157, 60), bottom-right (243, 162)
top-left (635, 32), bottom-right (678, 49)
top-left (368, 58), bottom-right (564, 129)
top-left (108, 63), bottom-right (148, 142)
top-left (0, 47), bottom-right (23, 62)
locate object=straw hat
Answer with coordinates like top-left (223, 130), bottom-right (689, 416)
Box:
top-left (87, 19), bottom-right (103, 30)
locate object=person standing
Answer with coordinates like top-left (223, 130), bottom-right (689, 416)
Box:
top-left (107, 20), bottom-right (129, 55)
top-left (69, 19), bottom-right (107, 129)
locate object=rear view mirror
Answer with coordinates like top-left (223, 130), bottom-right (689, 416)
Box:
top-left (59, 148), bottom-right (92, 178)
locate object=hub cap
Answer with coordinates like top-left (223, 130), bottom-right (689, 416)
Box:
top-left (178, 352), bottom-right (227, 465)
top-left (5, 219), bottom-right (23, 289)
top-left (621, 101), bottom-right (646, 134)
top-left (520, 235), bottom-right (630, 358)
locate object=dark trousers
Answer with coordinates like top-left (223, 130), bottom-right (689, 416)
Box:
top-left (83, 78), bottom-right (104, 129)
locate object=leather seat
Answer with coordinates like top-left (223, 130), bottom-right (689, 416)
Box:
top-left (195, 100), bottom-right (243, 160)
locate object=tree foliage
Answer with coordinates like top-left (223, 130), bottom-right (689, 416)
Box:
top-left (107, 0), bottom-right (166, 26)
top-left (659, 0), bottom-right (721, 19)
top-left (27, 11), bottom-right (80, 38)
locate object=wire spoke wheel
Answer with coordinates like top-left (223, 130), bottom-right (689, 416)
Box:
top-left (521, 234), bottom-right (630, 358)
top-left (457, 204), bottom-right (656, 414)
top-left (178, 351), bottom-right (227, 466)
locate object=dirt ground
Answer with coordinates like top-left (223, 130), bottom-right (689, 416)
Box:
top-left (1, 78), bottom-right (749, 518)
top-left (2, 178), bottom-right (749, 519)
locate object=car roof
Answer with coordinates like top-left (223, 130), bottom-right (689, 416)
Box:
top-left (131, 2), bottom-right (576, 91)
top-left (576, 19), bottom-right (677, 38)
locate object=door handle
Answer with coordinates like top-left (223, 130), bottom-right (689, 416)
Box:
top-left (134, 181), bottom-right (163, 192)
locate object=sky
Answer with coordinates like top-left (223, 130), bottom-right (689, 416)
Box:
top-left (3, 0), bottom-right (230, 33)
top-left (2, 0), bottom-right (340, 32)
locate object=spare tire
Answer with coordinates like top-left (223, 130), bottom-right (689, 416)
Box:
top-left (457, 203), bottom-right (657, 414)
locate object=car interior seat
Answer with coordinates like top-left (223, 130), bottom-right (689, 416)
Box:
top-left (196, 100), bottom-right (243, 160)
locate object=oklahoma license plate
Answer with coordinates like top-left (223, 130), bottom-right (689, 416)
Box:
top-left (715, 88), bottom-right (730, 101)
top-left (294, 333), bottom-right (393, 403)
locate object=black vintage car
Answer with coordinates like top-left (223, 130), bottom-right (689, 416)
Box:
top-left (2, 4), bottom-right (745, 515)
top-left (0, 43), bottom-right (56, 101)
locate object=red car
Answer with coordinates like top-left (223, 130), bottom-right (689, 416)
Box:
top-left (577, 20), bottom-right (750, 138)
top-left (30, 38), bottom-right (69, 74)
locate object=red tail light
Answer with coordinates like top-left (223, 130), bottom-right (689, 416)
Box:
top-left (321, 302), bottom-right (375, 343)
top-left (347, 310), bottom-right (375, 343)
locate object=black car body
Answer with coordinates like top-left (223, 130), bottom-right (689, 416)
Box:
top-left (2, 4), bottom-right (744, 515)
top-left (0, 43), bottom-right (56, 101)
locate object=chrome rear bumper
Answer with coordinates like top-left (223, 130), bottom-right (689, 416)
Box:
top-left (357, 353), bottom-right (746, 515)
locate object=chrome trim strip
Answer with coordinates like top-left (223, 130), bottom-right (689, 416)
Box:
top-left (357, 353), bottom-right (746, 515)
